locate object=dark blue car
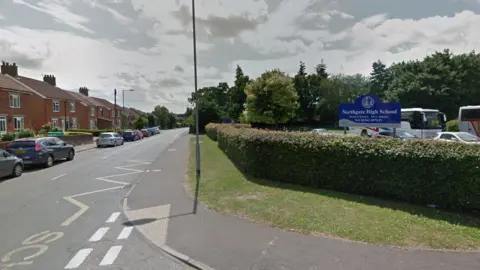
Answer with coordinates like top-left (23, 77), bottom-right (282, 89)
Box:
top-left (123, 130), bottom-right (139, 141)
top-left (5, 137), bottom-right (75, 168)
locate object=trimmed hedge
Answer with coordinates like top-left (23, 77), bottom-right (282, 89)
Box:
top-left (68, 129), bottom-right (124, 136)
top-left (205, 123), bottom-right (480, 212)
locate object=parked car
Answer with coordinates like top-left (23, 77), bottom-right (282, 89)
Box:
top-left (377, 130), bottom-right (418, 140)
top-left (135, 130), bottom-right (144, 139)
top-left (433, 132), bottom-right (480, 144)
top-left (5, 137), bottom-right (75, 168)
top-left (0, 149), bottom-right (23, 178)
top-left (123, 130), bottom-right (139, 141)
top-left (141, 129), bottom-right (151, 137)
top-left (312, 128), bottom-right (328, 134)
top-left (97, 132), bottom-right (124, 147)
top-left (147, 128), bottom-right (157, 135)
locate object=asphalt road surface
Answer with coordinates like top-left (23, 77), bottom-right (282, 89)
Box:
top-left (0, 129), bottom-right (191, 270)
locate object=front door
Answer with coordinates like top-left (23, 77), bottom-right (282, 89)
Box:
top-left (0, 116), bottom-right (7, 134)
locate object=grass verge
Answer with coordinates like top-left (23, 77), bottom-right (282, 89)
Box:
top-left (187, 135), bottom-right (480, 250)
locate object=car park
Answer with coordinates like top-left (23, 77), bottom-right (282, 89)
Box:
top-left (97, 132), bottom-right (124, 147)
top-left (0, 149), bottom-right (23, 178)
top-left (433, 132), bottom-right (480, 144)
top-left (5, 137), bottom-right (75, 168)
top-left (123, 130), bottom-right (139, 141)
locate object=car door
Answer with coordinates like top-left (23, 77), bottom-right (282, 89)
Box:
top-left (52, 137), bottom-right (69, 158)
top-left (0, 149), bottom-right (15, 177)
top-left (115, 133), bottom-right (123, 144)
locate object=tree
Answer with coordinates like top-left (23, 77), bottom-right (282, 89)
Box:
top-left (226, 65), bottom-right (250, 121)
top-left (315, 59), bottom-right (328, 79)
top-left (146, 113), bottom-right (156, 127)
top-left (370, 60), bottom-right (392, 99)
top-left (152, 105), bottom-right (170, 128)
top-left (245, 69), bottom-right (299, 126)
top-left (134, 116), bottom-right (147, 129)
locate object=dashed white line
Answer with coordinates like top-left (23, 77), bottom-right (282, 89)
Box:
top-left (145, 169), bottom-right (150, 172)
top-left (167, 148), bottom-right (176, 151)
top-left (64, 248), bottom-right (93, 269)
top-left (153, 169), bottom-right (162, 172)
top-left (106, 212), bottom-right (121, 223)
top-left (99, 245), bottom-right (123, 266)
top-left (52, 174), bottom-right (66, 180)
top-left (117, 227), bottom-right (133, 240)
top-left (89, 227), bottom-right (110, 242)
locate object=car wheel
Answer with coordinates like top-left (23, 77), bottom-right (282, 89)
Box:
top-left (97, 145), bottom-right (102, 148)
top-left (121, 140), bottom-right (124, 145)
top-left (67, 150), bottom-right (75, 161)
top-left (45, 155), bottom-right (54, 168)
top-left (12, 164), bottom-right (23, 177)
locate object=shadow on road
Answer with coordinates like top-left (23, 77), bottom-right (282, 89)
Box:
top-left (122, 212), bottom-right (193, 227)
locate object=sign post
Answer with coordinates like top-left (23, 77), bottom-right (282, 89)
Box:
top-left (338, 94), bottom-right (401, 134)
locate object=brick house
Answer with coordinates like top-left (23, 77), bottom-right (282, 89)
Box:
top-left (66, 87), bottom-right (105, 129)
top-left (92, 97), bottom-right (121, 129)
top-left (0, 62), bottom-right (46, 133)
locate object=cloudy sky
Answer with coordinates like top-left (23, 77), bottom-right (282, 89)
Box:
top-left (1, 0), bottom-right (480, 113)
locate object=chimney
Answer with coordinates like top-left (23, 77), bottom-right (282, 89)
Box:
top-left (1, 61), bottom-right (18, 77)
top-left (43, 74), bottom-right (56, 87)
top-left (79, 87), bottom-right (89, 96)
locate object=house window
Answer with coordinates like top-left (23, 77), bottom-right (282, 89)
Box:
top-left (70, 102), bottom-right (75, 112)
top-left (100, 108), bottom-right (104, 116)
top-left (0, 116), bottom-right (6, 133)
top-left (111, 110), bottom-right (115, 117)
top-left (89, 120), bottom-right (96, 129)
top-left (72, 118), bottom-right (77, 129)
top-left (9, 94), bottom-right (20, 108)
top-left (14, 116), bottom-right (24, 130)
top-left (53, 100), bottom-right (60, 112)
top-left (90, 107), bottom-right (95, 116)
top-left (52, 118), bottom-right (58, 128)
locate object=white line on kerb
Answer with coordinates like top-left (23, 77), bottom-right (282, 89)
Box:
top-left (89, 227), bottom-right (110, 242)
top-left (106, 212), bottom-right (121, 223)
top-left (117, 227), bottom-right (133, 240)
top-left (52, 174), bottom-right (66, 180)
top-left (99, 245), bottom-right (123, 266)
top-left (64, 248), bottom-right (93, 269)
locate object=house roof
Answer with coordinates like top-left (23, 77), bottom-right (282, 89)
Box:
top-left (0, 74), bottom-right (33, 94)
top-left (66, 91), bottom-right (104, 107)
top-left (14, 76), bottom-right (80, 101)
top-left (92, 97), bottom-right (115, 110)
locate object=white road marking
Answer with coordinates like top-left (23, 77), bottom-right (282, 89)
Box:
top-left (89, 227), bottom-right (110, 242)
top-left (51, 174), bottom-right (66, 180)
top-left (64, 248), bottom-right (93, 269)
top-left (102, 156), bottom-right (109, 159)
top-left (153, 169), bottom-right (162, 172)
top-left (145, 169), bottom-right (150, 172)
top-left (167, 148), bottom-right (176, 151)
top-left (117, 227), bottom-right (133, 240)
top-left (125, 204), bottom-right (170, 246)
top-left (106, 212), bottom-right (121, 223)
top-left (99, 245), bottom-right (122, 266)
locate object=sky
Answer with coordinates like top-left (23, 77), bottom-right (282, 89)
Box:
top-left (1, 0), bottom-right (480, 113)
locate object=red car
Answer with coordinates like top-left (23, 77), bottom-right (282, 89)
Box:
top-left (136, 130), bottom-right (144, 139)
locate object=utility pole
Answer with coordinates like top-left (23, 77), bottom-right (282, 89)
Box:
top-left (64, 100), bottom-right (67, 132)
top-left (114, 89), bottom-right (117, 131)
top-left (192, 0), bottom-right (201, 214)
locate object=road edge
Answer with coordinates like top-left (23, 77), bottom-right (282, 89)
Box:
top-left (121, 130), bottom-right (217, 270)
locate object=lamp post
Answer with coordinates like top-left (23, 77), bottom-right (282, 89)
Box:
top-left (191, 0), bottom-right (201, 214)
top-left (122, 89), bottom-right (134, 129)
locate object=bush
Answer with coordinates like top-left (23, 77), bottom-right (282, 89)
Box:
top-left (64, 132), bottom-right (92, 135)
top-left (1, 133), bottom-right (15, 142)
top-left (17, 129), bottom-right (35, 139)
top-left (446, 119), bottom-right (459, 131)
top-left (209, 124), bottom-right (480, 212)
top-left (206, 123), bottom-right (252, 141)
top-left (68, 129), bottom-right (123, 136)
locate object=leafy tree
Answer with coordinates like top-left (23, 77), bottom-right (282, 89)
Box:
top-left (245, 69), bottom-right (299, 127)
top-left (134, 117), bottom-right (147, 129)
top-left (370, 60), bottom-right (391, 99)
top-left (226, 65), bottom-right (249, 121)
top-left (315, 59), bottom-right (328, 79)
top-left (146, 113), bottom-right (156, 127)
top-left (152, 105), bottom-right (170, 128)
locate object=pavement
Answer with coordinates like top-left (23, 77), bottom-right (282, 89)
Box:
top-left (125, 135), bottom-right (480, 270)
top-left (0, 128), bottom-right (192, 270)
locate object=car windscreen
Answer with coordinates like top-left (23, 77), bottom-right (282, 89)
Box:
top-left (7, 141), bottom-right (36, 149)
top-left (456, 133), bottom-right (480, 142)
top-left (99, 134), bottom-right (113, 138)
top-left (397, 131), bottom-right (416, 138)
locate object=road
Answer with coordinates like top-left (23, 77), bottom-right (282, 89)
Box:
top-left (0, 129), bottom-right (191, 270)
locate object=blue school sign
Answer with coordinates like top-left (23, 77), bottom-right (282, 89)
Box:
top-left (338, 94), bottom-right (401, 128)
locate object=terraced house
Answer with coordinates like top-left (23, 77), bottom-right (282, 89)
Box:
top-left (0, 61), bottom-right (141, 133)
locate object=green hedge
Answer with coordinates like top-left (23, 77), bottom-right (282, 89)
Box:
top-left (206, 123), bottom-right (480, 212)
top-left (68, 129), bottom-right (124, 136)
top-left (446, 119), bottom-right (459, 131)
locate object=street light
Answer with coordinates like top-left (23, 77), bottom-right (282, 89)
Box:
top-left (122, 89), bottom-right (134, 129)
top-left (191, 0), bottom-right (201, 214)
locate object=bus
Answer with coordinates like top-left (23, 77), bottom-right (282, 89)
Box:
top-left (349, 108), bottom-right (446, 139)
top-left (458, 105), bottom-right (480, 136)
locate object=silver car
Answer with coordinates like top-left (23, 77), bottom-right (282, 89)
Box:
top-left (0, 149), bottom-right (23, 178)
top-left (97, 132), bottom-right (124, 147)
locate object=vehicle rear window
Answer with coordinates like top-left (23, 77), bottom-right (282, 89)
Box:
top-left (7, 141), bottom-right (36, 149)
top-left (100, 134), bottom-right (113, 138)
top-left (124, 131), bottom-right (134, 135)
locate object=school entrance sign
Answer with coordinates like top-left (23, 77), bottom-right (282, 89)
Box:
top-left (338, 94), bottom-right (401, 128)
